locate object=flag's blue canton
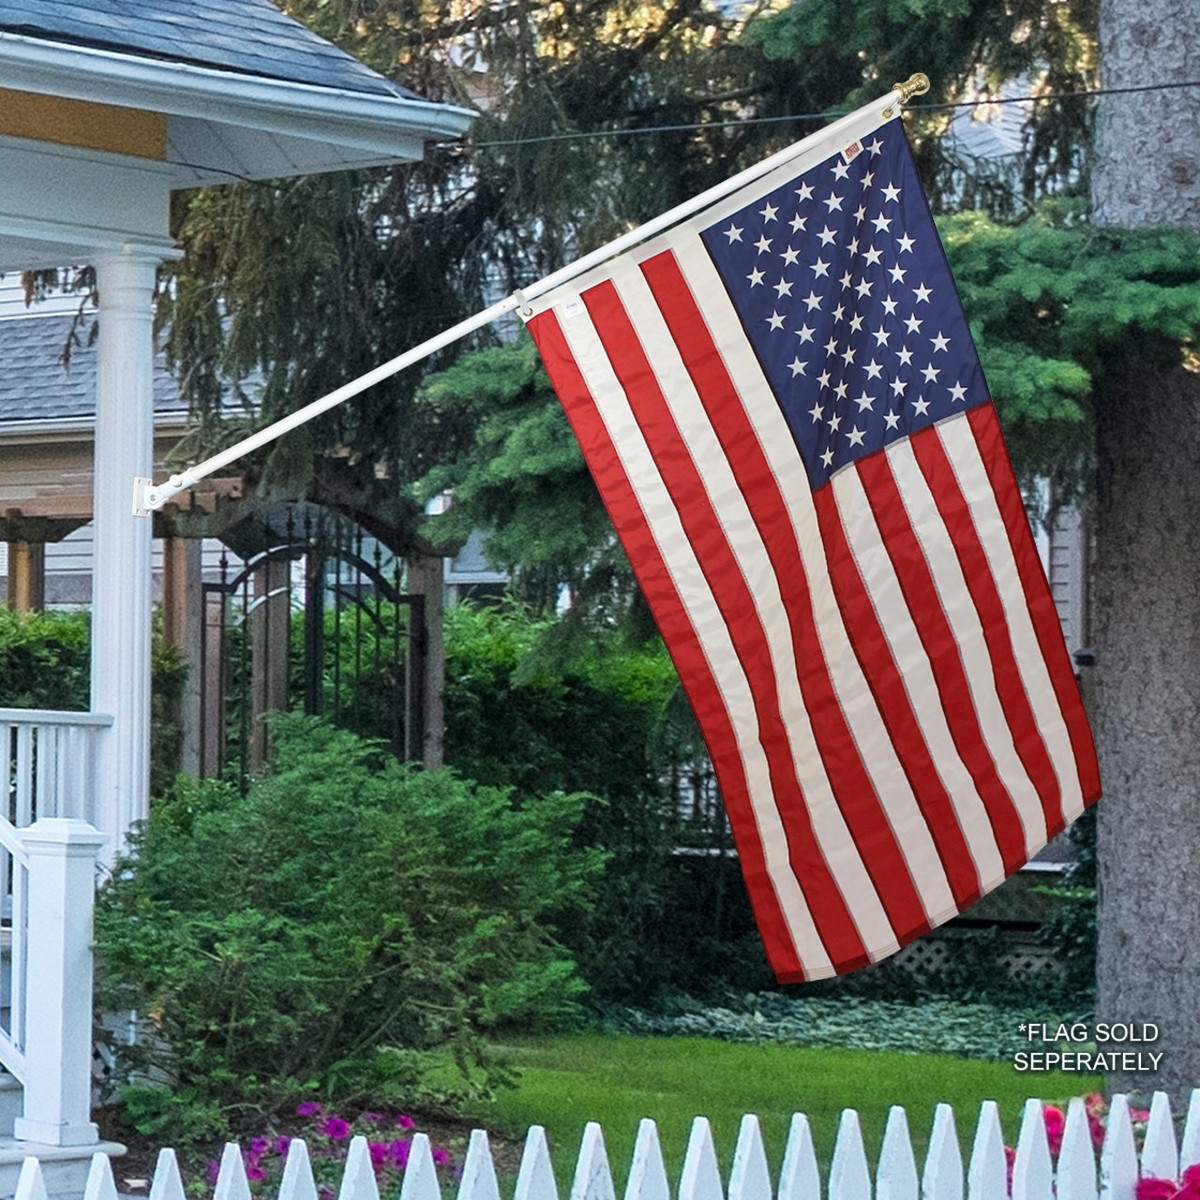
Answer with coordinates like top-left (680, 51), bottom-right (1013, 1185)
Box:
top-left (700, 120), bottom-right (988, 490)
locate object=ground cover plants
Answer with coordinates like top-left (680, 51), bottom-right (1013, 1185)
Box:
top-left (604, 993), bottom-right (1088, 1060)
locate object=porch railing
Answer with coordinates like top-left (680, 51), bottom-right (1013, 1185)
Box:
top-left (0, 708), bottom-right (109, 1146)
top-left (0, 707), bottom-right (113, 830)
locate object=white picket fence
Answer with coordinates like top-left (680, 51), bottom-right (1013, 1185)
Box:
top-left (12, 1089), bottom-right (1200, 1200)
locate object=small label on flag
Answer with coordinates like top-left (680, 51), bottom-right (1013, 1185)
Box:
top-left (842, 140), bottom-right (864, 163)
top-left (561, 298), bottom-right (586, 319)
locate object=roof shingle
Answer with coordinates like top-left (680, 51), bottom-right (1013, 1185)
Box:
top-left (0, 312), bottom-right (184, 424)
top-left (0, 0), bottom-right (419, 99)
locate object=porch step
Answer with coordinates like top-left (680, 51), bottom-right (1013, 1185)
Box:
top-left (0, 1139), bottom-right (126, 1200)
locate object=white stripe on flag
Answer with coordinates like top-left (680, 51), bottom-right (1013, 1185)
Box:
top-left (884, 438), bottom-right (1047, 857)
top-left (936, 416), bottom-right (1086, 827)
top-left (671, 238), bottom-right (961, 925)
top-left (608, 258), bottom-right (901, 956)
top-left (830, 461), bottom-right (1010, 889)
top-left (552, 288), bottom-right (836, 976)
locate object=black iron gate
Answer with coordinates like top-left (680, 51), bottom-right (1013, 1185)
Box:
top-left (198, 506), bottom-right (425, 784)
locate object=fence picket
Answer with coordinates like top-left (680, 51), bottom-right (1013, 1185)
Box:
top-left (625, 1119), bottom-right (670, 1200)
top-left (1181, 1090), bottom-right (1200, 1172)
top-left (400, 1134), bottom-right (443, 1200)
top-left (1056, 1098), bottom-right (1097, 1200)
top-left (778, 1113), bottom-right (820, 1200)
top-left (514, 1126), bottom-right (559, 1200)
top-left (572, 1123), bottom-right (617, 1200)
top-left (1011, 1099), bottom-right (1052, 1200)
top-left (966, 1100), bottom-right (1007, 1200)
top-left (214, 1143), bottom-right (253, 1200)
top-left (460, 1130), bottom-right (503, 1200)
top-left (729, 1115), bottom-right (772, 1200)
top-left (278, 1140), bottom-right (318, 1200)
top-left (81, 1153), bottom-right (119, 1200)
top-left (13, 1158), bottom-right (50, 1200)
top-left (338, 1138), bottom-right (381, 1200)
top-left (875, 1106), bottom-right (917, 1200)
top-left (679, 1118), bottom-right (723, 1200)
top-left (23, 1093), bottom-right (1200, 1200)
top-left (923, 1103), bottom-right (963, 1200)
top-left (1142, 1093), bottom-right (1179, 1184)
top-left (829, 1110), bottom-right (871, 1200)
top-left (1099, 1096), bottom-right (1138, 1200)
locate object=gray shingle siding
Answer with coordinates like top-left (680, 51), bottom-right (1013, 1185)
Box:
top-left (0, 0), bottom-right (420, 99)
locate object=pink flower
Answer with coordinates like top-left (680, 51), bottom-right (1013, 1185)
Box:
top-left (432, 1147), bottom-right (452, 1168)
top-left (275, 1137), bottom-right (292, 1157)
top-left (1043, 1105), bottom-right (1066, 1156)
top-left (207, 1160), bottom-right (221, 1186)
top-left (249, 1136), bottom-right (271, 1158)
top-left (1136, 1177), bottom-right (1180, 1200)
top-left (297, 1101), bottom-right (324, 1117)
top-left (246, 1164), bottom-right (268, 1183)
top-left (1180, 1167), bottom-right (1200, 1200)
top-left (389, 1139), bottom-right (411, 1169)
top-left (320, 1116), bottom-right (352, 1140)
top-left (368, 1142), bottom-right (389, 1172)
top-left (396, 1114), bottom-right (415, 1130)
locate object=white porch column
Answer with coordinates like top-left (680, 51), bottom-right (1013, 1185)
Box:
top-left (90, 249), bottom-right (161, 854)
top-left (12, 818), bottom-right (107, 1147)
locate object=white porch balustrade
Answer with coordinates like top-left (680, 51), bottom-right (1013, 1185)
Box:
top-left (0, 709), bottom-right (111, 1156)
top-left (0, 710), bottom-right (114, 834)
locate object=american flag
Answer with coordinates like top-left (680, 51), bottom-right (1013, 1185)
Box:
top-left (524, 115), bottom-right (1100, 980)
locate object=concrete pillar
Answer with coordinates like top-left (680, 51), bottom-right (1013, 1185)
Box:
top-left (5, 541), bottom-right (45, 611)
top-left (13, 818), bottom-right (106, 1148)
top-left (90, 250), bottom-right (160, 853)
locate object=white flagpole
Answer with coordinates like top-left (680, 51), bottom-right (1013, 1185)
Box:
top-left (134, 74), bottom-right (928, 514)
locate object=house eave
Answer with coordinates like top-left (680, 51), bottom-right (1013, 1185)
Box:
top-left (0, 412), bottom-right (192, 441)
top-left (0, 30), bottom-right (475, 187)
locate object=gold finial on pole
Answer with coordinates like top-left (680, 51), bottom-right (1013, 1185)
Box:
top-left (882, 72), bottom-right (931, 119)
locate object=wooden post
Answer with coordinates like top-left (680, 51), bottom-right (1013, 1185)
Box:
top-left (250, 557), bottom-right (290, 771)
top-left (201, 587), bottom-right (225, 777)
top-left (161, 537), bottom-right (203, 776)
top-left (5, 541), bottom-right (45, 612)
top-left (12, 818), bottom-right (106, 1148)
top-left (405, 555), bottom-right (445, 770)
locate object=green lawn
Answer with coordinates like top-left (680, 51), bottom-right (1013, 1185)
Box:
top-left (469, 1035), bottom-right (1100, 1187)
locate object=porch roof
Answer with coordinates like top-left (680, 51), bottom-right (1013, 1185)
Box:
top-left (0, 0), bottom-right (474, 188)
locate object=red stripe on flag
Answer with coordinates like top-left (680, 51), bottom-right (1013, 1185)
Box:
top-left (640, 249), bottom-right (933, 944)
top-left (910, 426), bottom-right (1062, 842)
top-left (966, 406), bottom-right (1102, 803)
top-left (579, 278), bottom-right (873, 972)
top-left (526, 307), bottom-right (807, 981)
top-left (810, 485), bottom-right (987, 910)
top-left (854, 448), bottom-right (1031, 875)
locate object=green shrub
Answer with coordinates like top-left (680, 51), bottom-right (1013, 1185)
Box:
top-left (0, 609), bottom-right (89, 709)
top-left (0, 608), bottom-right (188, 792)
top-left (94, 713), bottom-right (601, 1142)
